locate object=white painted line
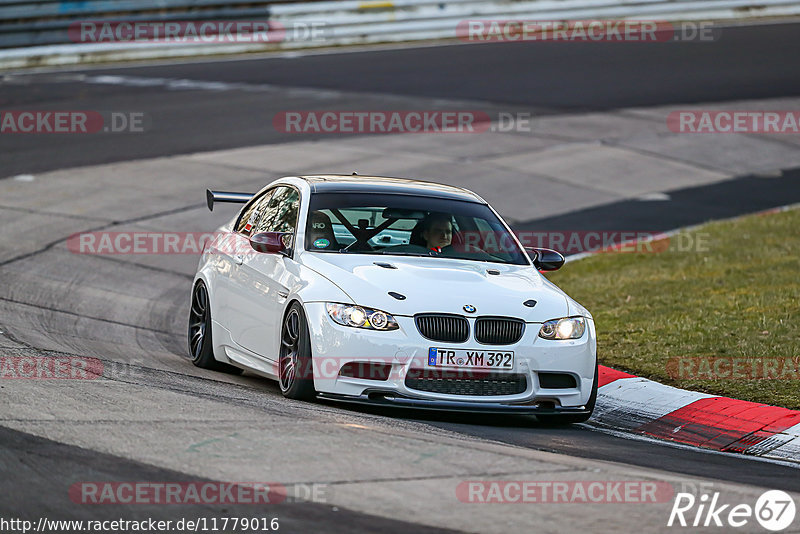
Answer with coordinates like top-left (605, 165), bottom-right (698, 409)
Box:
top-left (636, 192), bottom-right (671, 201)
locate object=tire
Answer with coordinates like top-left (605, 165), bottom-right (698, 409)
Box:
top-left (188, 281), bottom-right (242, 374)
top-left (278, 302), bottom-right (317, 400)
top-left (536, 363), bottom-right (598, 425)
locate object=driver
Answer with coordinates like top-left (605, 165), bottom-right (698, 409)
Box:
top-left (419, 213), bottom-right (453, 253)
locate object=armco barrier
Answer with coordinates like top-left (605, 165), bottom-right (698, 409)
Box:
top-left (0, 0), bottom-right (282, 48)
top-left (2, 0), bottom-right (800, 68)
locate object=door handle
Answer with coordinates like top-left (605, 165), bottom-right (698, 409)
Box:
top-left (232, 254), bottom-right (244, 265)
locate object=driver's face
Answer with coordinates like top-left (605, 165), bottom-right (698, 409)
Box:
top-left (423, 220), bottom-right (452, 249)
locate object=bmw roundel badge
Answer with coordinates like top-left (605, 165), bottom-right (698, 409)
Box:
top-left (463, 304), bottom-right (476, 313)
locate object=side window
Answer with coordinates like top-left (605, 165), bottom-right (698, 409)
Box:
top-left (235, 190), bottom-right (274, 236)
top-left (256, 186), bottom-right (300, 235)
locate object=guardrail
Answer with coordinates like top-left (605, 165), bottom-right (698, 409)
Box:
top-left (1, 0), bottom-right (800, 68)
top-left (0, 0), bottom-right (284, 48)
top-left (269, 0), bottom-right (800, 45)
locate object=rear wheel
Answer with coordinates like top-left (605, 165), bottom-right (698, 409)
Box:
top-left (536, 364), bottom-right (598, 425)
top-left (278, 302), bottom-right (317, 400)
top-left (188, 281), bottom-right (242, 374)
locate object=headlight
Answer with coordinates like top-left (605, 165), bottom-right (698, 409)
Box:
top-left (539, 317), bottom-right (586, 340)
top-left (326, 303), bottom-right (399, 331)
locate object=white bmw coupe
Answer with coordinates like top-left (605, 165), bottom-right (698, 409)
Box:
top-left (189, 175), bottom-right (597, 424)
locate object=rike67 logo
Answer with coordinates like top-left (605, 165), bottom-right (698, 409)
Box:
top-left (668, 490), bottom-right (796, 531)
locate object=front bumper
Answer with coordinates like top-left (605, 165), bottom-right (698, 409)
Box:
top-left (304, 302), bottom-right (597, 408)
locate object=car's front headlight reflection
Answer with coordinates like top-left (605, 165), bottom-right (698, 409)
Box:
top-left (539, 317), bottom-right (586, 340)
top-left (326, 303), bottom-right (399, 331)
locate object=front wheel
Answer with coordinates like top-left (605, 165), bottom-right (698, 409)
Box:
top-left (278, 302), bottom-right (317, 400)
top-left (188, 281), bottom-right (242, 374)
top-left (536, 364), bottom-right (598, 425)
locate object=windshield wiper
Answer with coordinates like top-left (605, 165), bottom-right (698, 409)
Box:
top-left (376, 251), bottom-right (436, 257)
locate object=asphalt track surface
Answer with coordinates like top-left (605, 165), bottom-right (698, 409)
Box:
top-left (2, 21), bottom-right (800, 178)
top-left (516, 169), bottom-right (800, 234)
top-left (1, 426), bottom-right (456, 533)
top-left (2, 20), bottom-right (800, 532)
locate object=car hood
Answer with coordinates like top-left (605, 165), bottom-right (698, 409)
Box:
top-left (301, 253), bottom-right (570, 322)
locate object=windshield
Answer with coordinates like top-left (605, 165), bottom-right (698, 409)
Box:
top-left (304, 192), bottom-right (529, 265)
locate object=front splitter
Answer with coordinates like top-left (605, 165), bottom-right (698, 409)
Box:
top-left (317, 390), bottom-right (590, 416)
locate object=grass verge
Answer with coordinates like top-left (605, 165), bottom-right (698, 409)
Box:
top-left (548, 206), bottom-right (800, 409)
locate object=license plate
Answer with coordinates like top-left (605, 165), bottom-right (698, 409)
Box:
top-left (428, 348), bottom-right (514, 369)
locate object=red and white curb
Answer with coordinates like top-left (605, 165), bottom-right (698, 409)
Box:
top-left (564, 203), bottom-right (800, 462)
top-left (593, 366), bottom-right (800, 463)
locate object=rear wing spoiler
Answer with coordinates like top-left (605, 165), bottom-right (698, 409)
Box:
top-left (206, 190), bottom-right (254, 211)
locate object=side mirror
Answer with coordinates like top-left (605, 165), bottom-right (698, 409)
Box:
top-left (526, 247), bottom-right (565, 271)
top-left (250, 232), bottom-right (291, 255)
